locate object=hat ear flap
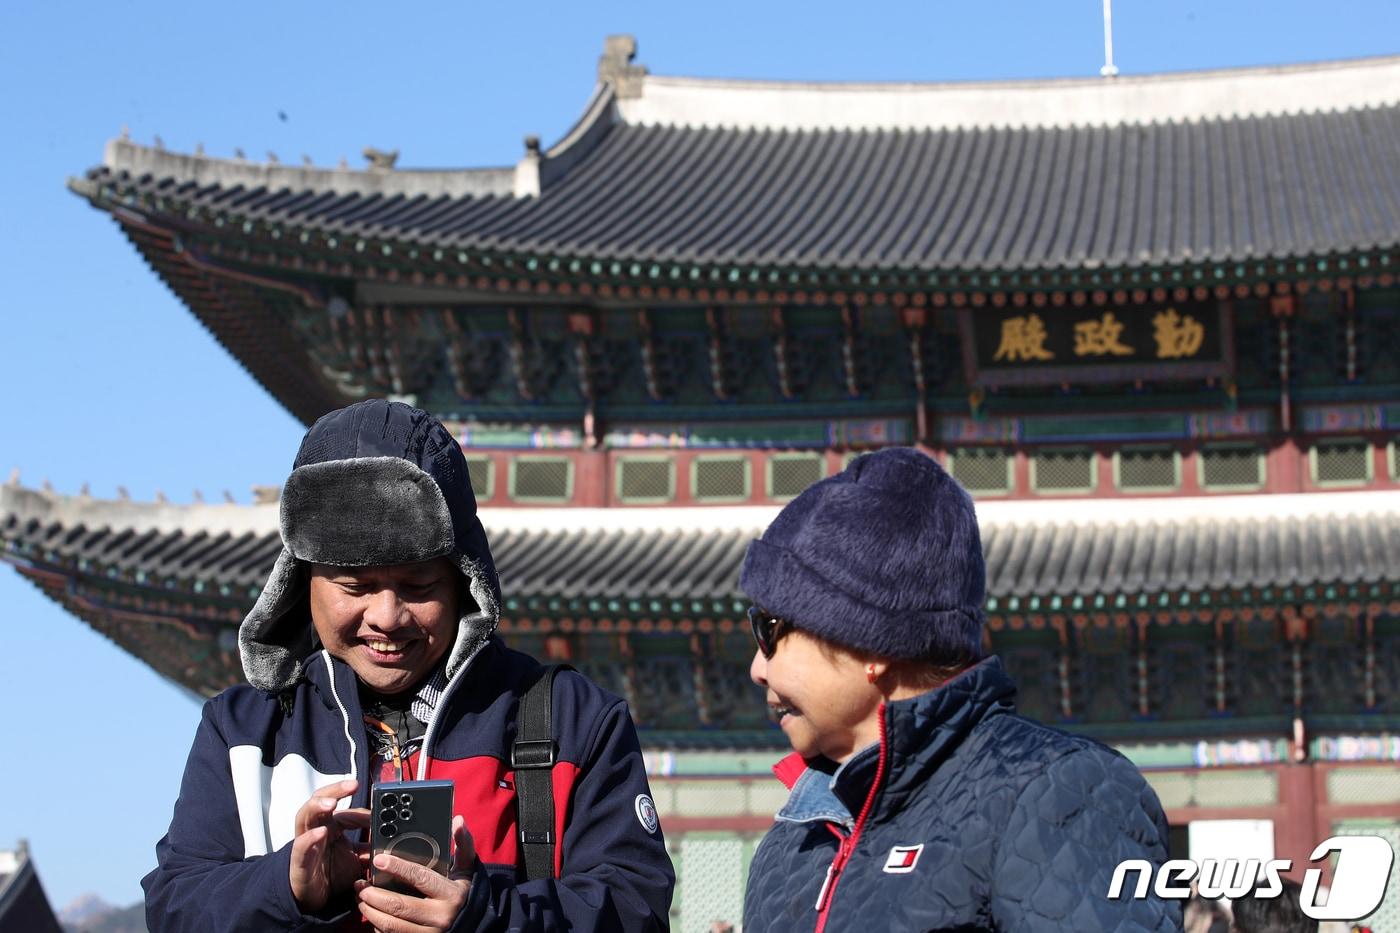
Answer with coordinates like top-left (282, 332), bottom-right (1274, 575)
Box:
top-left (239, 550), bottom-right (314, 692)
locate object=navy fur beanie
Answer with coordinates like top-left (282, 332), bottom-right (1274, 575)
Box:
top-left (739, 447), bottom-right (985, 663)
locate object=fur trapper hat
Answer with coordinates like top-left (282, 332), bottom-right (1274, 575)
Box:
top-left (238, 399), bottom-right (500, 693)
top-left (739, 447), bottom-right (985, 664)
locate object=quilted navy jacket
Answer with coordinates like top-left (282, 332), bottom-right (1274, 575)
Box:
top-left (743, 657), bottom-right (1182, 932)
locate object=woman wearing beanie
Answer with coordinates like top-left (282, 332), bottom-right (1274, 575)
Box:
top-left (740, 448), bottom-right (1181, 932)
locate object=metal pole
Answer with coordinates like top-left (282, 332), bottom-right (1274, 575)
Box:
top-left (1101, 0), bottom-right (1119, 77)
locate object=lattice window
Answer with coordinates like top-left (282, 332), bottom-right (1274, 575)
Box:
top-left (1310, 439), bottom-right (1372, 487)
top-left (464, 456), bottom-right (494, 500)
top-left (1031, 449), bottom-right (1095, 494)
top-left (1198, 445), bottom-right (1265, 492)
top-left (677, 837), bottom-right (746, 933)
top-left (949, 448), bottom-right (1012, 495)
top-left (767, 454), bottom-right (824, 501)
top-left (996, 640), bottom-right (1062, 723)
top-left (692, 456), bottom-right (750, 502)
top-left (615, 457), bottom-right (675, 503)
top-left (510, 458), bottom-right (573, 502)
top-left (1115, 448), bottom-right (1180, 492)
top-left (1073, 623), bottom-right (1138, 723)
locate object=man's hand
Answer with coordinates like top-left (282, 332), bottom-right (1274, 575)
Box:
top-left (356, 815), bottom-right (477, 933)
top-left (290, 779), bottom-right (368, 914)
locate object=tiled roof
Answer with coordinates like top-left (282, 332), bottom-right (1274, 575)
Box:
top-left (84, 106), bottom-right (1400, 274)
top-left (76, 54), bottom-right (1400, 276)
top-left (5, 485), bottom-right (1396, 609)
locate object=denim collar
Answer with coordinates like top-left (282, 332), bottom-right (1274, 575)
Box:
top-left (774, 749), bottom-right (876, 829)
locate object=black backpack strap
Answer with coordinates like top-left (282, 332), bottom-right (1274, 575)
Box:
top-left (512, 663), bottom-right (572, 881)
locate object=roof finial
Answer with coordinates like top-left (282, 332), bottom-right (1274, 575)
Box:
top-left (302, 154), bottom-right (314, 166)
top-left (5, 468), bottom-right (18, 487)
top-left (514, 136), bottom-right (542, 198)
top-left (195, 142), bottom-right (205, 156)
top-left (42, 478), bottom-right (53, 493)
top-left (234, 147), bottom-right (246, 160)
top-left (155, 489), bottom-right (168, 504)
top-left (117, 485), bottom-right (130, 500)
top-left (1100, 0), bottom-right (1119, 78)
top-left (598, 34), bottom-right (647, 99)
top-left (193, 489), bottom-right (205, 503)
top-left (222, 489), bottom-right (236, 504)
top-left (79, 482), bottom-right (91, 498)
top-left (119, 124), bottom-right (130, 141)
top-left (154, 134), bottom-right (165, 150)
top-left (363, 146), bottom-right (399, 170)
top-left (266, 151), bottom-right (279, 163)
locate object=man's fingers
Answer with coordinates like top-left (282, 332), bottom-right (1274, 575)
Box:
top-left (292, 824), bottom-right (327, 867)
top-left (294, 780), bottom-right (358, 835)
top-left (358, 897), bottom-right (436, 933)
top-left (333, 807), bottom-right (371, 830)
top-left (312, 778), bottom-right (359, 799)
top-left (450, 816), bottom-right (477, 875)
top-left (359, 871), bottom-right (470, 933)
top-left (371, 853), bottom-right (454, 899)
top-left (289, 824), bottom-right (330, 911)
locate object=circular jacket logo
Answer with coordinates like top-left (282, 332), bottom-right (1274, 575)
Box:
top-left (634, 794), bottom-right (659, 834)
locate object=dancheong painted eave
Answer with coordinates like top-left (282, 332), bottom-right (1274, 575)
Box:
top-left (71, 41), bottom-right (1400, 284)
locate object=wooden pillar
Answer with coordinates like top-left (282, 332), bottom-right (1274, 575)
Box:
top-left (1274, 763), bottom-right (1329, 888)
top-left (1269, 438), bottom-right (1305, 493)
top-left (575, 449), bottom-right (608, 507)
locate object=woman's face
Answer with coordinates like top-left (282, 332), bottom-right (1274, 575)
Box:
top-left (749, 626), bottom-right (884, 763)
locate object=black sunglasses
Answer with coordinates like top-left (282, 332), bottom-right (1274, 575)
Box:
top-left (747, 606), bottom-right (788, 659)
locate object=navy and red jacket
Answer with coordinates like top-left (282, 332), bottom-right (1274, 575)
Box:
top-left (143, 637), bottom-right (674, 932)
top-left (743, 657), bottom-right (1181, 932)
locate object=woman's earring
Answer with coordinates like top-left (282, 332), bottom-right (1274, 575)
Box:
top-left (866, 663), bottom-right (878, 684)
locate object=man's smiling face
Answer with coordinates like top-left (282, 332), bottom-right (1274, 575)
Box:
top-left (308, 558), bottom-right (459, 695)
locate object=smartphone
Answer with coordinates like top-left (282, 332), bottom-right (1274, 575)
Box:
top-left (370, 779), bottom-right (455, 893)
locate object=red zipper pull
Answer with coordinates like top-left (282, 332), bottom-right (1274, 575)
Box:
top-left (817, 838), bottom-right (856, 912)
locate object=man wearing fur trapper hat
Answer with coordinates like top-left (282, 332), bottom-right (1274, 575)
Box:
top-left (144, 400), bottom-right (673, 933)
top-left (740, 447), bottom-right (1180, 932)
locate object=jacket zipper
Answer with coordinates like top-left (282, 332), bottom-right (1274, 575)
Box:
top-left (814, 705), bottom-right (889, 933)
top-left (415, 637), bottom-right (492, 780)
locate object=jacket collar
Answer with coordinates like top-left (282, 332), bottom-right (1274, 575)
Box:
top-left (772, 655), bottom-right (1016, 823)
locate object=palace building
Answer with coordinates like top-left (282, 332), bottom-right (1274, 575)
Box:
top-left (4, 38), bottom-right (1399, 929)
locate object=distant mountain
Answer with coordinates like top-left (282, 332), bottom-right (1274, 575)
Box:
top-left (57, 893), bottom-right (112, 925)
top-left (60, 900), bottom-right (146, 933)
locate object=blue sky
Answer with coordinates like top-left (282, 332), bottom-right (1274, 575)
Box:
top-left (1, 0), bottom-right (1397, 912)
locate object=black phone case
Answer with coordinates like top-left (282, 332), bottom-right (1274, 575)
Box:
top-left (370, 779), bottom-right (455, 893)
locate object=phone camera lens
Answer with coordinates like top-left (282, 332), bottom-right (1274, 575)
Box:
top-left (381, 793), bottom-right (399, 808)
top-left (380, 822), bottom-right (397, 838)
top-left (399, 794), bottom-right (414, 806)
top-left (399, 808), bottom-right (414, 821)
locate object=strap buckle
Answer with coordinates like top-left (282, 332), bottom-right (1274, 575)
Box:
top-left (511, 738), bottom-right (557, 770)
